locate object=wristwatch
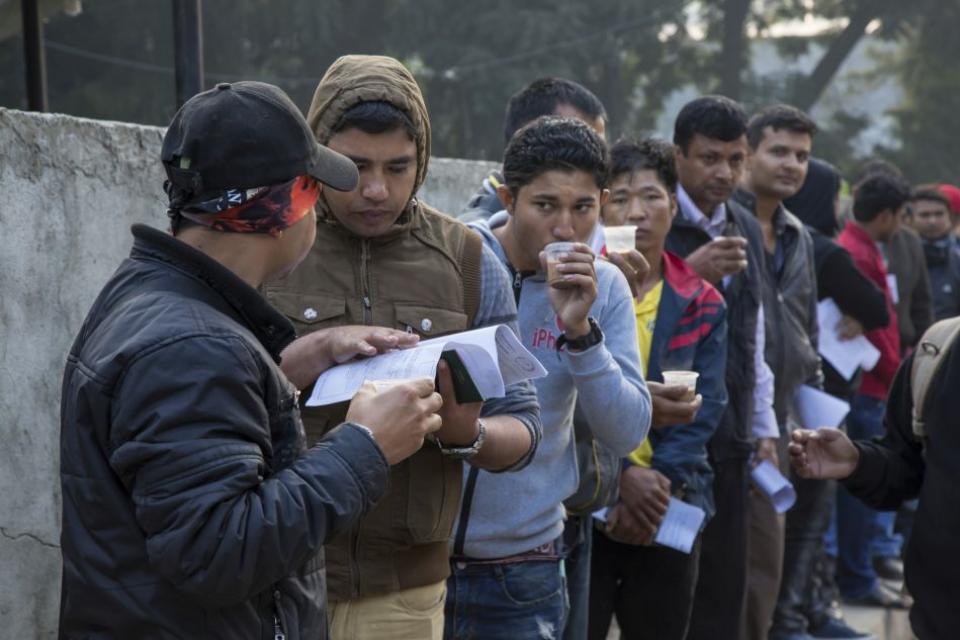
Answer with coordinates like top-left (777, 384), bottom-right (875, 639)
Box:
top-left (437, 419), bottom-right (486, 459)
top-left (557, 317), bottom-right (603, 352)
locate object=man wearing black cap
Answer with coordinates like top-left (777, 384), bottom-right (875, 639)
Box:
top-left (58, 81), bottom-right (446, 639)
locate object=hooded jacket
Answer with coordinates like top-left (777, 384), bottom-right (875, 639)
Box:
top-left (265, 55), bottom-right (540, 600)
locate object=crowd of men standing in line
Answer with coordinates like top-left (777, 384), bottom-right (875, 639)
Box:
top-left (55, 54), bottom-right (960, 640)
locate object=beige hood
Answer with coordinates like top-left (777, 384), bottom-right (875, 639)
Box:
top-left (306, 55), bottom-right (431, 192)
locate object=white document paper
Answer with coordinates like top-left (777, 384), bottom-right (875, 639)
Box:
top-left (654, 498), bottom-right (706, 554)
top-left (793, 385), bottom-right (850, 430)
top-left (816, 298), bottom-right (882, 381)
top-left (887, 274), bottom-right (900, 305)
top-left (305, 324), bottom-right (547, 407)
top-left (751, 460), bottom-right (796, 514)
top-left (593, 501), bottom-right (704, 555)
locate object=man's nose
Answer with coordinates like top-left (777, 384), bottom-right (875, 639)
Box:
top-left (361, 173), bottom-right (389, 202)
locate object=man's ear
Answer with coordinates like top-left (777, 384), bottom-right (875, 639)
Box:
top-left (599, 188), bottom-right (610, 208)
top-left (669, 192), bottom-right (678, 219)
top-left (496, 184), bottom-right (516, 216)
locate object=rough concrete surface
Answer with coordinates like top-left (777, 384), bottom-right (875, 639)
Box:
top-left (0, 107), bottom-right (495, 636)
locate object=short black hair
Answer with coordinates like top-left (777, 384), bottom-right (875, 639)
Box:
top-left (852, 159), bottom-right (903, 189)
top-left (746, 104), bottom-right (817, 149)
top-left (332, 100), bottom-right (416, 139)
top-left (503, 77), bottom-right (606, 143)
top-left (853, 173), bottom-right (912, 223)
top-left (909, 186), bottom-right (951, 209)
top-left (502, 116), bottom-right (609, 195)
top-left (673, 95), bottom-right (748, 153)
top-left (609, 137), bottom-right (678, 193)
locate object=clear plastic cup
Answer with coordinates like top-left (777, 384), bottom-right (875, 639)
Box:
top-left (662, 370), bottom-right (699, 401)
top-left (544, 241), bottom-right (577, 288)
top-left (604, 225), bottom-right (638, 253)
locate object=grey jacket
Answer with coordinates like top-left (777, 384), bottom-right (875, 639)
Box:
top-left (736, 191), bottom-right (822, 426)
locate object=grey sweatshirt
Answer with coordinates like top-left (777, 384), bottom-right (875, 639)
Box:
top-left (453, 215), bottom-right (651, 558)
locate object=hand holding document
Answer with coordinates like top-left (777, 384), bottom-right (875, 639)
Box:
top-left (816, 298), bottom-right (881, 381)
top-left (793, 385), bottom-right (850, 430)
top-left (751, 460), bottom-right (796, 513)
top-left (593, 499), bottom-right (705, 554)
top-left (654, 498), bottom-right (706, 554)
top-left (305, 325), bottom-right (547, 407)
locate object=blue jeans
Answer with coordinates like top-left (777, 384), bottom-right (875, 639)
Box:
top-left (871, 510), bottom-right (904, 559)
top-left (562, 517), bottom-right (591, 640)
top-left (836, 394), bottom-right (885, 598)
top-left (444, 559), bottom-right (568, 640)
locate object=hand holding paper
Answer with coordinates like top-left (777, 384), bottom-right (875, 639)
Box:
top-left (816, 298), bottom-right (881, 381)
top-left (793, 385), bottom-right (850, 430)
top-left (306, 325), bottom-right (547, 407)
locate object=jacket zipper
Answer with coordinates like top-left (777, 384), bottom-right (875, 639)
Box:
top-left (273, 589), bottom-right (287, 640)
top-left (360, 239), bottom-right (372, 325)
top-left (351, 528), bottom-right (363, 598)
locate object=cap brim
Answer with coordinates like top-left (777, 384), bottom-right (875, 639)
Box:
top-left (307, 144), bottom-right (359, 192)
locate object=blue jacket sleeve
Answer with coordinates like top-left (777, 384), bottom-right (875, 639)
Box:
top-left (650, 306), bottom-right (729, 500)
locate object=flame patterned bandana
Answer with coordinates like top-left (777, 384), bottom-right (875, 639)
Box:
top-left (177, 175), bottom-right (320, 236)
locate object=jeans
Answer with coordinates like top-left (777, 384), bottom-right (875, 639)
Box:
top-left (836, 394), bottom-right (885, 598)
top-left (562, 516), bottom-right (592, 640)
top-left (588, 526), bottom-right (702, 640)
top-left (444, 559), bottom-right (568, 640)
top-left (871, 510), bottom-right (904, 559)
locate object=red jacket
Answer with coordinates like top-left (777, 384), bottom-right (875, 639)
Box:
top-left (837, 221), bottom-right (901, 399)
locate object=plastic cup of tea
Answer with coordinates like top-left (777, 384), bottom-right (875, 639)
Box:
top-left (661, 370), bottom-right (699, 401)
top-left (544, 241), bottom-right (577, 288)
top-left (604, 225), bottom-right (638, 253)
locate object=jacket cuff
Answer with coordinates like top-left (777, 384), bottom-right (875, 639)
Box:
top-left (841, 440), bottom-right (882, 495)
top-left (322, 422), bottom-right (391, 505)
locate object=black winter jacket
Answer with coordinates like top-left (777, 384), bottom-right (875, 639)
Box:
top-left (666, 197), bottom-right (765, 462)
top-left (59, 225), bottom-right (388, 639)
top-left (845, 350), bottom-right (960, 639)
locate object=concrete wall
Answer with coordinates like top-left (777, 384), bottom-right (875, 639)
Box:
top-left (0, 107), bottom-right (497, 637)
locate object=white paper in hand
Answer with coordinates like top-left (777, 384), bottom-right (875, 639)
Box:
top-left (305, 324), bottom-right (546, 407)
top-left (794, 385), bottom-right (850, 430)
top-left (654, 498), bottom-right (706, 554)
top-left (751, 461), bottom-right (796, 513)
top-left (816, 298), bottom-right (881, 381)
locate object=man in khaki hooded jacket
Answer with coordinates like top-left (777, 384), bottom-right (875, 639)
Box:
top-left (266, 55), bottom-right (541, 639)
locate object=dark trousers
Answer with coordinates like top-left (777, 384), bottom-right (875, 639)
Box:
top-left (685, 457), bottom-right (750, 640)
top-left (588, 527), bottom-right (702, 640)
top-left (770, 476), bottom-right (834, 636)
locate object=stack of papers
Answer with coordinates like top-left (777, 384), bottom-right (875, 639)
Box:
top-left (816, 299), bottom-right (881, 381)
top-left (306, 324), bottom-right (547, 407)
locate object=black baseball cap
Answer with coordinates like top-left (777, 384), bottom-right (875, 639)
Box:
top-left (162, 81), bottom-right (358, 203)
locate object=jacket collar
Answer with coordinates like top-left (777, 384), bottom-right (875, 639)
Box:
top-left (733, 188), bottom-right (797, 236)
top-left (129, 224), bottom-right (296, 360)
top-left (661, 251), bottom-right (705, 301)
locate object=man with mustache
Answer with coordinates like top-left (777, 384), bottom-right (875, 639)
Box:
top-left (665, 95), bottom-right (775, 640)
